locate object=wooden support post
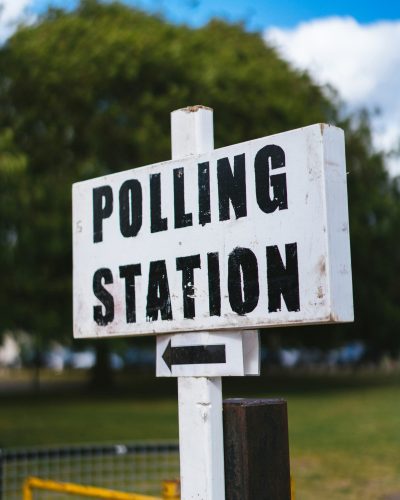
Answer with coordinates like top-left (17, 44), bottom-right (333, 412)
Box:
top-left (223, 399), bottom-right (291, 500)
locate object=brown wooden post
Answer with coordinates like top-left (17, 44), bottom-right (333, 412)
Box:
top-left (223, 398), bottom-right (291, 500)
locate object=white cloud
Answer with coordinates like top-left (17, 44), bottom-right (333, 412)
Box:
top-left (265, 17), bottom-right (400, 176)
top-left (0, 0), bottom-right (35, 42)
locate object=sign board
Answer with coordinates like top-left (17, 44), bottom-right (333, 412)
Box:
top-left (73, 123), bottom-right (353, 339)
top-left (156, 330), bottom-right (260, 377)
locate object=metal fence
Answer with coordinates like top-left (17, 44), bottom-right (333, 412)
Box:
top-left (0, 442), bottom-right (179, 499)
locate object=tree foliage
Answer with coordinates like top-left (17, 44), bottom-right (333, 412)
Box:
top-left (0, 0), bottom-right (399, 356)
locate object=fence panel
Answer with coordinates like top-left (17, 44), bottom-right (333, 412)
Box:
top-left (0, 442), bottom-right (179, 500)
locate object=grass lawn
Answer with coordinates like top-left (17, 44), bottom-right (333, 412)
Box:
top-left (1, 370), bottom-right (399, 499)
top-left (288, 384), bottom-right (400, 499)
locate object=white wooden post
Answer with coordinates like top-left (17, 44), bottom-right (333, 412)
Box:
top-left (171, 106), bottom-right (225, 500)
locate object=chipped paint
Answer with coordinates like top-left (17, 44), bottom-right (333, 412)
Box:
top-left (182, 105), bottom-right (213, 113)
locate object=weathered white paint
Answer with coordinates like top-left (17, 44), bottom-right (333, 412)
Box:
top-left (322, 125), bottom-right (354, 320)
top-left (172, 107), bottom-right (225, 500)
top-left (171, 105), bottom-right (214, 158)
top-left (170, 107), bottom-right (227, 500)
top-left (156, 331), bottom-right (258, 377)
top-left (178, 376), bottom-right (224, 500)
top-left (73, 119), bottom-right (353, 339)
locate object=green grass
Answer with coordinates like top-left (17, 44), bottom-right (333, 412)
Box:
top-left (0, 396), bottom-right (179, 446)
top-left (1, 370), bottom-right (400, 499)
top-left (288, 385), bottom-right (400, 499)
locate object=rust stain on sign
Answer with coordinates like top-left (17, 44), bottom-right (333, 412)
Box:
top-left (318, 256), bottom-right (326, 276)
top-left (319, 123), bottom-right (331, 135)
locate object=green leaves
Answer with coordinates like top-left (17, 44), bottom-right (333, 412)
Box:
top-left (0, 128), bottom-right (27, 175)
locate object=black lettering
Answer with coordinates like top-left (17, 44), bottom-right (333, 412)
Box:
top-left (146, 260), bottom-right (173, 321)
top-left (217, 154), bottom-right (247, 221)
top-left (174, 167), bottom-right (193, 228)
top-left (198, 162), bottom-right (211, 226)
top-left (93, 186), bottom-right (113, 243)
top-left (119, 180), bottom-right (142, 238)
top-left (93, 268), bottom-right (114, 325)
top-left (255, 145), bottom-right (287, 213)
top-left (228, 247), bottom-right (259, 315)
top-left (119, 264), bottom-right (141, 323)
top-left (207, 252), bottom-right (221, 316)
top-left (176, 255), bottom-right (201, 319)
top-left (150, 173), bottom-right (168, 233)
top-left (267, 243), bottom-right (300, 312)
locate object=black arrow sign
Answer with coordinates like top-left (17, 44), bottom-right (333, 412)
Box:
top-left (162, 340), bottom-right (226, 372)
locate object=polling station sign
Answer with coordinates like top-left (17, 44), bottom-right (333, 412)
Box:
top-left (72, 124), bottom-right (353, 338)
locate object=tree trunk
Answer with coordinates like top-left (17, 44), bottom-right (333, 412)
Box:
top-left (90, 341), bottom-right (114, 392)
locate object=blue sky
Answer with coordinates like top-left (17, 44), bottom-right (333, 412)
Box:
top-left (2, 0), bottom-right (400, 174)
top-left (136, 0), bottom-right (400, 28)
top-left (30, 0), bottom-right (400, 29)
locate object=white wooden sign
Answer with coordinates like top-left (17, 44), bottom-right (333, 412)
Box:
top-left (156, 330), bottom-right (260, 377)
top-left (73, 123), bottom-right (353, 339)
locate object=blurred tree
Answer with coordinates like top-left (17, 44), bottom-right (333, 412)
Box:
top-left (276, 112), bottom-right (400, 358)
top-left (0, 128), bottom-right (27, 329)
top-left (343, 113), bottom-right (400, 357)
top-left (0, 0), bottom-right (399, 379)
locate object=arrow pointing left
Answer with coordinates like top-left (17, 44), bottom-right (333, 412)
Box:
top-left (156, 332), bottom-right (253, 377)
top-left (162, 340), bottom-right (226, 372)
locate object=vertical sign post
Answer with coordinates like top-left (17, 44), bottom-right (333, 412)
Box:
top-left (164, 107), bottom-right (260, 499)
top-left (169, 106), bottom-right (225, 500)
